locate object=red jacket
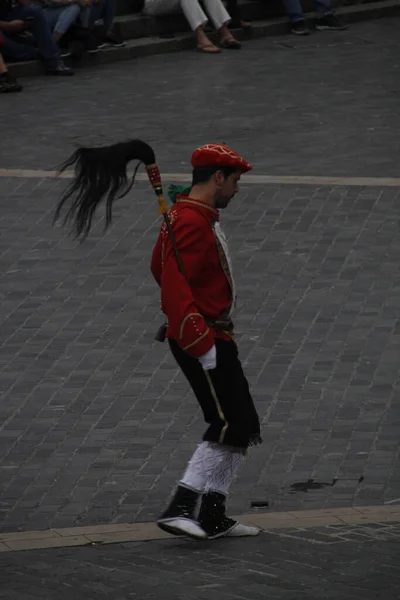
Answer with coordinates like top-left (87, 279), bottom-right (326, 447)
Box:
top-left (151, 197), bottom-right (235, 358)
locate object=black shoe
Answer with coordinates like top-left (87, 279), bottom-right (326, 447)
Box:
top-left (0, 72), bottom-right (23, 93)
top-left (316, 14), bottom-right (347, 30)
top-left (157, 485), bottom-right (207, 540)
top-left (97, 31), bottom-right (125, 49)
top-left (290, 20), bottom-right (311, 35)
top-left (46, 62), bottom-right (74, 76)
top-left (198, 491), bottom-right (260, 540)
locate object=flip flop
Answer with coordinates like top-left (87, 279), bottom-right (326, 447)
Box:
top-left (196, 44), bottom-right (221, 53)
top-left (220, 38), bottom-right (242, 49)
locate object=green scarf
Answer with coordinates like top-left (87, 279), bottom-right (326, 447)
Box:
top-left (168, 183), bottom-right (191, 204)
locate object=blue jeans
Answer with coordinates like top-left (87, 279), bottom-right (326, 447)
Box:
top-left (1, 5), bottom-right (60, 67)
top-left (283, 0), bottom-right (332, 22)
top-left (44, 5), bottom-right (88, 36)
top-left (82, 0), bottom-right (116, 31)
top-left (1, 32), bottom-right (38, 62)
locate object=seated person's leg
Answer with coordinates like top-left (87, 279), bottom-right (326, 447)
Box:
top-left (282, 0), bottom-right (304, 22)
top-left (202, 0), bottom-right (241, 48)
top-left (282, 0), bottom-right (311, 35)
top-left (0, 30), bottom-right (38, 62)
top-left (94, 0), bottom-right (125, 46)
top-left (45, 5), bottom-right (80, 43)
top-left (4, 5), bottom-right (73, 73)
top-left (314, 0), bottom-right (347, 29)
top-left (0, 44), bottom-right (23, 92)
top-left (180, 0), bottom-right (220, 52)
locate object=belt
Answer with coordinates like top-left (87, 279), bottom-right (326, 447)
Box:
top-left (204, 317), bottom-right (234, 333)
top-left (155, 316), bottom-right (234, 343)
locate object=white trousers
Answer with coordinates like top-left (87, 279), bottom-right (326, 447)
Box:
top-left (143, 0), bottom-right (231, 32)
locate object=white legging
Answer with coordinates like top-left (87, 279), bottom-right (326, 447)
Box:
top-left (180, 442), bottom-right (245, 496)
top-left (143, 0), bottom-right (231, 32)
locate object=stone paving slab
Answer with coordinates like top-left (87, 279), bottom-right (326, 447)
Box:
top-left (1, 174), bottom-right (400, 533)
top-left (0, 521), bottom-right (400, 599)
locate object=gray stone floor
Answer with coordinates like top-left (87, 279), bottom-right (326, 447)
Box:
top-left (1, 18), bottom-right (400, 176)
top-left (1, 522), bottom-right (400, 599)
top-left (1, 15), bottom-right (400, 599)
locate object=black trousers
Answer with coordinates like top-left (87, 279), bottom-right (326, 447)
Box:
top-left (169, 338), bottom-right (262, 450)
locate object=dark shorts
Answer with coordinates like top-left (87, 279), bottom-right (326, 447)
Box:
top-left (168, 338), bottom-right (262, 450)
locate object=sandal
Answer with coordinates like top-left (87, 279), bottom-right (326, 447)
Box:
top-left (220, 38), bottom-right (242, 49)
top-left (196, 44), bottom-right (221, 53)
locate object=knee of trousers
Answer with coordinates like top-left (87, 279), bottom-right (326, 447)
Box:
top-left (23, 5), bottom-right (45, 17)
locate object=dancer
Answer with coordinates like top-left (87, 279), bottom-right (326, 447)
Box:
top-left (54, 139), bottom-right (262, 540)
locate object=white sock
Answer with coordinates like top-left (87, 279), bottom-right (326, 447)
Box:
top-left (205, 449), bottom-right (245, 496)
top-left (180, 442), bottom-right (227, 493)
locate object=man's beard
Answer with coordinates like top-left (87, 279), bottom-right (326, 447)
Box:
top-left (215, 194), bottom-right (234, 209)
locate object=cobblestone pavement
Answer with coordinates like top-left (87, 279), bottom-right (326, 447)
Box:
top-left (1, 16), bottom-right (400, 537)
top-left (1, 522), bottom-right (400, 599)
top-left (0, 18), bottom-right (400, 177)
top-left (1, 173), bottom-right (400, 532)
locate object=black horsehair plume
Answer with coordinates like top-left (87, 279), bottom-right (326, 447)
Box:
top-left (54, 139), bottom-right (156, 240)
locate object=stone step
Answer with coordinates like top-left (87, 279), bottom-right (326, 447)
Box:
top-left (113, 0), bottom-right (288, 18)
top-left (115, 0), bottom-right (144, 16)
top-left (7, 0), bottom-right (400, 78)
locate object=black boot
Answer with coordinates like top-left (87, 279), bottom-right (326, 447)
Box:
top-left (157, 485), bottom-right (207, 540)
top-left (198, 491), bottom-right (260, 540)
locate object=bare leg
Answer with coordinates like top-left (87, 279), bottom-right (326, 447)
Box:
top-left (218, 23), bottom-right (240, 45)
top-left (0, 53), bottom-right (7, 74)
top-left (195, 25), bottom-right (220, 52)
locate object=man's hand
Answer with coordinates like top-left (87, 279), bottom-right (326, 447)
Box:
top-left (2, 20), bottom-right (26, 32)
top-left (198, 345), bottom-right (217, 371)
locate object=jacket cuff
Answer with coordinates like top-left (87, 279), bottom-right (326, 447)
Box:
top-left (182, 330), bottom-right (215, 358)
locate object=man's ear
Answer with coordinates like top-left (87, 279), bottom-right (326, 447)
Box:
top-left (214, 170), bottom-right (225, 187)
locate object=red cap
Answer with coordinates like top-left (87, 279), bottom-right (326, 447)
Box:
top-left (191, 143), bottom-right (252, 173)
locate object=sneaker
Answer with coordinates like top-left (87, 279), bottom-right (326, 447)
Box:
top-left (46, 62), bottom-right (74, 76)
top-left (157, 485), bottom-right (207, 540)
top-left (0, 72), bottom-right (23, 93)
top-left (198, 491), bottom-right (261, 540)
top-left (97, 31), bottom-right (125, 49)
top-left (290, 20), bottom-right (311, 35)
top-left (316, 14), bottom-right (347, 30)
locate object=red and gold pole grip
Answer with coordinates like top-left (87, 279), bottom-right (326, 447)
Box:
top-left (146, 163), bottom-right (169, 215)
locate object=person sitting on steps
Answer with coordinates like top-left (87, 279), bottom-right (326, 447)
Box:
top-left (35, 0), bottom-right (93, 57)
top-left (84, 0), bottom-right (124, 48)
top-left (0, 0), bottom-right (73, 74)
top-left (0, 32), bottom-right (22, 91)
top-left (143, 0), bottom-right (241, 53)
top-left (283, 0), bottom-right (347, 35)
